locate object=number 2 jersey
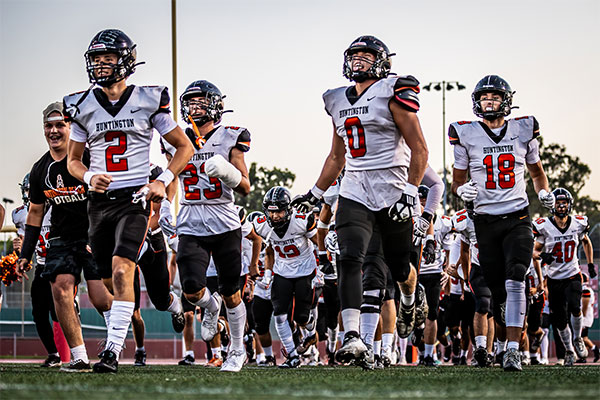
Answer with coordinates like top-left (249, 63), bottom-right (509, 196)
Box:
top-left (253, 209), bottom-right (317, 279)
top-left (64, 85), bottom-right (177, 190)
top-left (322, 76), bottom-right (418, 211)
top-left (449, 117), bottom-right (540, 215)
top-left (533, 215), bottom-right (589, 280)
top-left (162, 125), bottom-right (251, 236)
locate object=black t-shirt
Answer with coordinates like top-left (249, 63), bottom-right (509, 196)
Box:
top-left (29, 149), bottom-right (90, 240)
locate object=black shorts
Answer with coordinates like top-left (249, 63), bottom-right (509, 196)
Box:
top-left (582, 327), bottom-right (589, 338)
top-left (271, 272), bottom-right (315, 325)
top-left (418, 273), bottom-right (442, 320)
top-left (527, 294), bottom-right (544, 332)
top-left (177, 229), bottom-right (242, 297)
top-left (547, 274), bottom-right (583, 329)
top-left (444, 293), bottom-right (463, 328)
top-left (41, 238), bottom-right (101, 284)
top-left (137, 231), bottom-right (171, 311)
top-left (88, 187), bottom-right (150, 278)
top-left (253, 295), bottom-right (274, 336)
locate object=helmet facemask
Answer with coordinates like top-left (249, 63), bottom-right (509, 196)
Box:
top-left (180, 90), bottom-right (224, 127)
top-left (342, 36), bottom-right (393, 82)
top-left (472, 90), bottom-right (514, 121)
top-left (85, 46), bottom-right (138, 87)
top-left (551, 188), bottom-right (573, 218)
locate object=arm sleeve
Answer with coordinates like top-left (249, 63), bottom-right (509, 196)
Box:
top-left (150, 112), bottom-right (178, 136)
top-left (393, 75), bottom-right (420, 112)
top-left (421, 165), bottom-right (444, 215)
top-left (526, 138), bottom-right (541, 164)
top-left (453, 144), bottom-right (469, 170)
top-left (235, 129), bottom-right (251, 152)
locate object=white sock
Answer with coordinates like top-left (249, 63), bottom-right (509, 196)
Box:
top-left (338, 330), bottom-right (345, 347)
top-left (226, 302), bottom-right (246, 351)
top-left (193, 289), bottom-right (218, 313)
top-left (398, 337), bottom-right (408, 357)
top-left (523, 351), bottom-right (530, 358)
top-left (341, 308), bottom-right (360, 334)
top-left (257, 352), bottom-right (266, 363)
top-left (460, 349), bottom-right (468, 357)
top-left (507, 341), bottom-right (519, 351)
top-left (570, 314), bottom-right (583, 339)
top-left (185, 350), bottom-right (195, 358)
top-left (505, 280), bottom-right (526, 328)
top-left (373, 340), bottom-right (382, 356)
top-left (382, 333), bottom-right (394, 350)
top-left (558, 327), bottom-right (575, 352)
top-left (541, 328), bottom-right (549, 359)
top-left (167, 292), bottom-right (183, 314)
top-left (136, 346), bottom-right (145, 352)
top-left (106, 300), bottom-right (135, 359)
top-left (425, 344), bottom-right (434, 357)
top-left (263, 345), bottom-right (273, 357)
top-left (211, 347), bottom-right (221, 359)
top-left (70, 344), bottom-right (89, 363)
top-left (103, 310), bottom-right (111, 328)
top-left (475, 335), bottom-right (487, 348)
top-left (496, 339), bottom-right (507, 353)
top-left (327, 327), bottom-right (338, 353)
top-left (401, 292), bottom-right (415, 306)
top-left (433, 349), bottom-right (438, 361)
top-left (275, 314), bottom-right (297, 355)
top-left (359, 312), bottom-right (379, 346)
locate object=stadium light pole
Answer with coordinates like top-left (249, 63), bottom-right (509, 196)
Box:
top-left (422, 81), bottom-right (466, 213)
top-left (171, 0), bottom-right (181, 214)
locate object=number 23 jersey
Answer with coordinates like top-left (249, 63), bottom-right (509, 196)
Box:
top-left (533, 215), bottom-right (589, 280)
top-left (449, 117), bottom-right (540, 216)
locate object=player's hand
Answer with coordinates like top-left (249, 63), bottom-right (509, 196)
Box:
top-left (540, 252), bottom-right (554, 265)
top-left (204, 154), bottom-right (242, 188)
top-left (413, 212), bottom-right (433, 239)
top-left (144, 180), bottom-right (167, 203)
top-left (422, 238), bottom-right (436, 264)
top-left (290, 189), bottom-right (320, 213)
top-left (256, 269), bottom-right (273, 290)
top-left (159, 199), bottom-right (176, 237)
top-left (89, 174), bottom-right (113, 193)
top-left (440, 271), bottom-right (450, 287)
top-left (456, 180), bottom-right (478, 202)
top-left (588, 263), bottom-right (597, 279)
top-left (312, 269), bottom-right (325, 289)
top-left (446, 264), bottom-right (460, 279)
top-left (12, 236), bottom-right (22, 254)
top-left (249, 263), bottom-right (260, 278)
top-left (166, 233), bottom-right (178, 252)
top-left (388, 183), bottom-right (418, 222)
top-left (16, 258), bottom-right (30, 281)
top-left (538, 189), bottom-right (555, 209)
top-left (318, 252), bottom-right (334, 275)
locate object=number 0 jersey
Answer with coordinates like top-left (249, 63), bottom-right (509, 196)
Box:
top-left (64, 85), bottom-right (176, 190)
top-left (449, 117), bottom-right (540, 215)
top-left (253, 209), bottom-right (317, 279)
top-left (533, 215), bottom-right (589, 280)
top-left (323, 76), bottom-right (415, 211)
top-left (163, 125), bottom-right (251, 237)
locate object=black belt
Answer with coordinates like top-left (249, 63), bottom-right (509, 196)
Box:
top-left (473, 206), bottom-right (529, 223)
top-left (88, 186), bottom-right (142, 201)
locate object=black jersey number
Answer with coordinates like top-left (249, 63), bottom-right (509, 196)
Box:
top-left (344, 117), bottom-right (367, 158)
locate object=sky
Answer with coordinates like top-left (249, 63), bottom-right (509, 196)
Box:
top-left (1, 0), bottom-right (599, 220)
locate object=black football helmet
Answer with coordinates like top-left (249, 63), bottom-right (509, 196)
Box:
top-left (472, 75), bottom-right (516, 120)
top-left (418, 185), bottom-right (430, 200)
top-left (20, 173), bottom-right (30, 207)
top-left (343, 35), bottom-right (394, 82)
top-left (551, 187), bottom-right (573, 218)
top-left (85, 29), bottom-right (140, 87)
top-left (180, 80), bottom-right (227, 127)
top-left (262, 186), bottom-right (292, 229)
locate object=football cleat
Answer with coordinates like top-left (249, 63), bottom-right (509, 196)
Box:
top-left (564, 351), bottom-right (576, 367)
top-left (473, 346), bottom-right (488, 368)
top-left (279, 354), bottom-right (301, 369)
top-left (356, 345), bottom-right (375, 371)
top-left (374, 354), bottom-right (384, 370)
top-left (206, 356), bottom-right (223, 368)
top-left (397, 301), bottom-right (416, 339)
top-left (134, 349), bottom-right (147, 366)
top-left (220, 349), bottom-right (246, 372)
top-left (60, 359), bottom-right (91, 373)
top-left (93, 350), bottom-right (118, 373)
top-left (201, 293), bottom-right (223, 341)
top-left (495, 351), bottom-right (506, 366)
top-left (41, 354), bottom-right (61, 368)
top-left (573, 337), bottom-right (589, 359)
top-left (257, 355), bottom-right (276, 367)
top-left (178, 354), bottom-right (195, 366)
top-left (593, 346), bottom-right (600, 362)
top-left (422, 355), bottom-right (436, 367)
top-left (503, 348), bottom-right (522, 372)
top-left (529, 331), bottom-right (544, 353)
top-left (459, 355), bottom-right (467, 366)
top-left (296, 332), bottom-right (318, 355)
top-left (335, 331), bottom-right (368, 364)
top-left (171, 311), bottom-right (185, 333)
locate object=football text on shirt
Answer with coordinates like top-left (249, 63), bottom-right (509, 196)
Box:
top-left (95, 118), bottom-right (135, 132)
top-left (339, 106), bottom-right (369, 118)
top-left (483, 145), bottom-right (514, 154)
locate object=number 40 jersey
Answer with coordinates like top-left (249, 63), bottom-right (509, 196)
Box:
top-left (533, 215), bottom-right (589, 280)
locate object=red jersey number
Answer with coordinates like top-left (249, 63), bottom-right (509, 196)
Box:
top-left (105, 131), bottom-right (128, 172)
top-left (274, 244), bottom-right (300, 259)
top-left (483, 153), bottom-right (515, 189)
top-left (182, 162), bottom-right (223, 200)
top-left (344, 117), bottom-right (367, 158)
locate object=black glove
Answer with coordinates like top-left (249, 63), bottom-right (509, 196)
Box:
top-left (290, 189), bottom-right (320, 213)
top-left (588, 263), bottom-right (597, 279)
top-left (388, 192), bottom-right (417, 222)
top-left (540, 252), bottom-right (554, 266)
top-left (423, 239), bottom-right (436, 265)
top-left (318, 252), bottom-right (334, 275)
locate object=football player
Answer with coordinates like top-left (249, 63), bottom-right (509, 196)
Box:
top-left (449, 75), bottom-right (554, 371)
top-left (64, 29), bottom-right (193, 373)
top-left (580, 274), bottom-right (599, 362)
top-left (160, 79), bottom-right (251, 372)
top-left (291, 35), bottom-right (429, 364)
top-left (532, 188), bottom-right (594, 365)
top-left (261, 187), bottom-right (319, 368)
top-left (17, 102), bottom-right (113, 372)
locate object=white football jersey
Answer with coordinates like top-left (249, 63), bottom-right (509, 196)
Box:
top-left (419, 215), bottom-right (454, 275)
top-left (322, 176), bottom-right (341, 209)
top-left (11, 205), bottom-right (27, 236)
top-left (173, 125), bottom-right (250, 237)
top-left (250, 214), bottom-right (272, 300)
top-left (449, 117), bottom-right (540, 215)
top-left (452, 209), bottom-right (479, 266)
top-left (255, 209), bottom-right (317, 279)
top-left (64, 85), bottom-right (174, 190)
top-left (323, 77), bottom-right (412, 211)
top-left (582, 283), bottom-right (595, 328)
top-left (449, 276), bottom-right (463, 295)
top-left (533, 215), bottom-right (589, 279)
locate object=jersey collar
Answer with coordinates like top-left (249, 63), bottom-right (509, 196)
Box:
top-left (477, 121), bottom-right (508, 145)
top-left (550, 215), bottom-right (572, 234)
top-left (93, 85), bottom-right (135, 118)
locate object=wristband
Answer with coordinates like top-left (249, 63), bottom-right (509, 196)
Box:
top-left (425, 234), bottom-right (435, 243)
top-left (403, 183), bottom-right (418, 198)
top-left (317, 220), bottom-right (329, 230)
top-left (318, 251), bottom-right (328, 256)
top-left (83, 171), bottom-right (94, 185)
top-left (157, 169), bottom-right (175, 187)
top-left (310, 185), bottom-right (325, 199)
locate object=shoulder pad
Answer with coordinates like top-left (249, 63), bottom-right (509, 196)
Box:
top-left (573, 215), bottom-right (590, 232)
top-left (512, 116), bottom-right (539, 141)
top-left (393, 75), bottom-right (420, 112)
top-left (226, 127), bottom-right (251, 152)
top-left (532, 217), bottom-right (548, 236)
top-left (63, 89), bottom-right (92, 122)
top-left (448, 124), bottom-right (460, 145)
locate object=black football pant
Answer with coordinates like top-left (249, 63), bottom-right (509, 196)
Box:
top-left (336, 196), bottom-right (412, 311)
top-left (547, 274), bottom-right (582, 330)
top-left (137, 231), bottom-right (171, 311)
top-left (31, 266), bottom-right (58, 355)
top-left (468, 263), bottom-right (493, 316)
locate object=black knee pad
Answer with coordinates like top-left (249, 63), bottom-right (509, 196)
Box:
top-left (476, 295), bottom-right (492, 315)
top-left (360, 289), bottom-right (384, 314)
top-left (506, 262), bottom-right (527, 282)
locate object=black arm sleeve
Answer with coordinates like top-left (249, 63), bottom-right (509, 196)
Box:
top-left (393, 75), bottom-right (420, 112)
top-left (448, 124), bottom-right (460, 145)
top-left (235, 129), bottom-right (251, 152)
top-left (20, 224), bottom-right (41, 262)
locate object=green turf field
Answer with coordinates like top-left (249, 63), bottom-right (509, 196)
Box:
top-left (1, 364), bottom-right (599, 400)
